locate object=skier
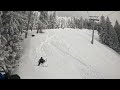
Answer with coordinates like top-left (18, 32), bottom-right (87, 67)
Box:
top-left (38, 57), bottom-right (45, 66)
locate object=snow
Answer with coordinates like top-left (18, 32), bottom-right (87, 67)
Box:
top-left (14, 28), bottom-right (120, 79)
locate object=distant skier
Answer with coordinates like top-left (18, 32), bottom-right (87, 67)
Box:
top-left (38, 57), bottom-right (45, 66)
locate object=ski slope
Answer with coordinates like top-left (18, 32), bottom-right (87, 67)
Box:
top-left (14, 28), bottom-right (120, 79)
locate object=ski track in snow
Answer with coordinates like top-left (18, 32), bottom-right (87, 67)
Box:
top-left (27, 29), bottom-right (104, 79)
top-left (49, 36), bottom-right (103, 78)
top-left (15, 29), bottom-right (120, 79)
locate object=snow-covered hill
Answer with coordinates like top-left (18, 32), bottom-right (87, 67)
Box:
top-left (14, 28), bottom-right (120, 79)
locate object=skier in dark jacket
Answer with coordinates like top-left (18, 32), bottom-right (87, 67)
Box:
top-left (38, 57), bottom-right (45, 66)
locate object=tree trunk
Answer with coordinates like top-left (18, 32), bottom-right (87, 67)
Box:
top-left (31, 22), bottom-right (34, 31)
top-left (37, 29), bottom-right (39, 33)
top-left (40, 28), bottom-right (42, 33)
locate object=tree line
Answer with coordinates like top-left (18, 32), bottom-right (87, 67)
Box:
top-left (0, 11), bottom-right (26, 73)
top-left (98, 16), bottom-right (120, 53)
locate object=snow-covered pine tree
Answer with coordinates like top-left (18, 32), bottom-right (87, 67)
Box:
top-left (114, 20), bottom-right (120, 47)
top-left (83, 18), bottom-right (88, 29)
top-left (25, 11), bottom-right (32, 38)
top-left (60, 18), bottom-right (64, 28)
top-left (73, 17), bottom-right (81, 29)
top-left (54, 16), bottom-right (60, 29)
top-left (68, 17), bottom-right (75, 29)
top-left (79, 16), bottom-right (83, 29)
top-left (29, 11), bottom-right (36, 31)
top-left (48, 13), bottom-right (53, 29)
top-left (52, 11), bottom-right (57, 29)
top-left (48, 11), bottom-right (57, 29)
top-left (33, 11), bottom-right (40, 30)
top-left (105, 17), bottom-right (119, 52)
top-left (73, 17), bottom-right (77, 29)
top-left (98, 16), bottom-right (120, 52)
top-left (40, 11), bottom-right (48, 28)
top-left (67, 17), bottom-right (71, 28)
top-left (37, 11), bottom-right (49, 33)
top-left (0, 11), bottom-right (25, 73)
top-left (98, 16), bottom-right (109, 45)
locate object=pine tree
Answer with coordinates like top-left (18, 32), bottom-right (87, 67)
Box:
top-left (83, 19), bottom-right (88, 29)
top-left (114, 20), bottom-right (120, 47)
top-left (79, 16), bottom-right (83, 29)
top-left (73, 17), bottom-right (77, 29)
top-left (98, 16), bottom-right (109, 45)
top-left (48, 11), bottom-right (57, 29)
top-left (0, 11), bottom-right (25, 73)
top-left (61, 18), bottom-right (65, 28)
top-left (105, 17), bottom-right (119, 52)
top-left (52, 11), bottom-right (56, 29)
top-left (37, 11), bottom-right (48, 33)
top-left (67, 18), bottom-right (71, 28)
top-left (25, 11), bottom-right (32, 38)
top-left (48, 14), bottom-right (53, 29)
top-left (73, 17), bottom-right (81, 29)
top-left (54, 16), bottom-right (59, 29)
top-left (68, 17), bottom-right (75, 29)
top-left (39, 11), bottom-right (48, 27)
top-left (33, 11), bottom-right (40, 31)
top-left (98, 16), bottom-right (120, 52)
top-left (29, 11), bottom-right (36, 31)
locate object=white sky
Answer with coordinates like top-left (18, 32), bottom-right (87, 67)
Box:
top-left (56, 11), bottom-right (120, 26)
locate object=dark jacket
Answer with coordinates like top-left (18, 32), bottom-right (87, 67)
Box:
top-left (0, 73), bottom-right (5, 79)
top-left (38, 57), bottom-right (45, 66)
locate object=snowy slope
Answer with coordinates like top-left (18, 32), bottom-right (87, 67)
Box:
top-left (14, 28), bottom-right (120, 79)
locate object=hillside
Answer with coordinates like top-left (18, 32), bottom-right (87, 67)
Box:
top-left (14, 28), bottom-right (120, 79)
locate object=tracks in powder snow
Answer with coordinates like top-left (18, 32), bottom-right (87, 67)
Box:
top-left (49, 38), bottom-right (104, 79)
top-left (29, 31), bottom-right (56, 69)
top-left (29, 30), bottom-right (104, 79)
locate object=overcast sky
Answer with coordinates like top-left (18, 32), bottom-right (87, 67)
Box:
top-left (56, 11), bottom-right (120, 26)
